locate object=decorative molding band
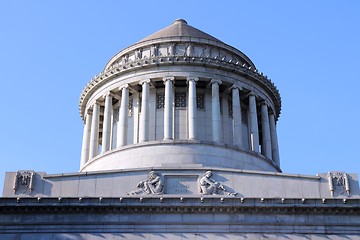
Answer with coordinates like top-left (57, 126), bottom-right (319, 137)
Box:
top-left (1, 197), bottom-right (359, 215)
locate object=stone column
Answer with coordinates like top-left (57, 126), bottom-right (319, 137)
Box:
top-left (163, 76), bottom-right (174, 140)
top-left (117, 85), bottom-right (129, 147)
top-left (211, 79), bottom-right (222, 143)
top-left (139, 80), bottom-right (150, 142)
top-left (269, 113), bottom-right (280, 166)
top-left (132, 92), bottom-right (140, 144)
top-left (101, 92), bottom-right (113, 153)
top-left (187, 77), bottom-right (198, 140)
top-left (80, 109), bottom-right (92, 168)
top-left (89, 101), bottom-right (100, 158)
top-left (248, 93), bottom-right (259, 152)
top-left (261, 102), bottom-right (272, 159)
top-left (231, 84), bottom-right (242, 148)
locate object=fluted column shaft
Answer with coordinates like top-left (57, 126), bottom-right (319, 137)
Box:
top-left (80, 109), bottom-right (92, 168)
top-left (187, 77), bottom-right (198, 140)
top-left (139, 80), bottom-right (150, 142)
top-left (248, 94), bottom-right (259, 152)
top-left (232, 85), bottom-right (242, 148)
top-left (117, 85), bottom-right (129, 147)
top-left (211, 79), bottom-right (222, 143)
top-left (269, 113), bottom-right (280, 166)
top-left (261, 102), bottom-right (272, 159)
top-left (163, 76), bottom-right (174, 140)
top-left (101, 93), bottom-right (113, 152)
top-left (89, 102), bottom-right (100, 158)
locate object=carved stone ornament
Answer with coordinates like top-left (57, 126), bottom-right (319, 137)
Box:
top-left (127, 171), bottom-right (164, 195)
top-left (327, 171), bottom-right (350, 197)
top-left (198, 171), bottom-right (237, 196)
top-left (134, 48), bottom-right (142, 60)
top-left (121, 54), bottom-right (129, 64)
top-left (150, 45), bottom-right (158, 57)
top-left (13, 170), bottom-right (35, 194)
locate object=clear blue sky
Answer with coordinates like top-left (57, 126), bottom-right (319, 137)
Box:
top-left (1, 1), bottom-right (359, 193)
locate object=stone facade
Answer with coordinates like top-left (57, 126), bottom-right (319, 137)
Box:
top-left (1, 19), bottom-right (359, 239)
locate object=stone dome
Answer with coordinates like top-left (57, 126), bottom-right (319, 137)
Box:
top-left (103, 19), bottom-right (257, 72)
top-left (78, 19), bottom-right (282, 173)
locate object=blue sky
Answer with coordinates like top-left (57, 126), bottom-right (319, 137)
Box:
top-left (1, 1), bottom-right (359, 193)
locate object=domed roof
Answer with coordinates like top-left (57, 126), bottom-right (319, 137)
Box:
top-left (138, 19), bottom-right (223, 43)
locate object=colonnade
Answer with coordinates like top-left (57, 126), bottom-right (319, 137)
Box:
top-left (80, 77), bottom-right (280, 168)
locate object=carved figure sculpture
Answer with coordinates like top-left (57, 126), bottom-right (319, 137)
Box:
top-left (127, 171), bottom-right (163, 195)
top-left (198, 171), bottom-right (237, 196)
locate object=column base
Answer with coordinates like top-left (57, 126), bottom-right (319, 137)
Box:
top-left (163, 138), bottom-right (174, 141)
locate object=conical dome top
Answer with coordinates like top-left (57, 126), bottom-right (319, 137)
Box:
top-left (138, 19), bottom-right (223, 43)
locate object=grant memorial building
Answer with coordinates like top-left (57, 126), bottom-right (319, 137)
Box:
top-left (1, 19), bottom-right (360, 239)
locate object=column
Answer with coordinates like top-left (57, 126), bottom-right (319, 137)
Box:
top-left (139, 80), bottom-right (150, 142)
top-left (248, 93), bottom-right (259, 152)
top-left (89, 101), bottom-right (100, 158)
top-left (231, 84), bottom-right (242, 148)
top-left (211, 79), bottom-right (222, 143)
top-left (80, 109), bottom-right (92, 168)
top-left (261, 102), bottom-right (272, 159)
top-left (101, 93), bottom-right (113, 153)
top-left (132, 92), bottom-right (140, 144)
top-left (187, 77), bottom-right (198, 140)
top-left (117, 85), bottom-right (129, 147)
top-left (163, 76), bottom-right (174, 140)
top-left (269, 113), bottom-right (280, 166)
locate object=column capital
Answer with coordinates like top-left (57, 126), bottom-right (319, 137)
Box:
top-left (140, 79), bottom-right (151, 85)
top-left (247, 91), bottom-right (257, 98)
top-left (260, 100), bottom-right (269, 107)
top-left (230, 83), bottom-right (243, 90)
top-left (210, 79), bottom-right (222, 85)
top-left (186, 76), bottom-right (199, 84)
top-left (91, 99), bottom-right (102, 107)
top-left (102, 91), bottom-right (115, 99)
top-left (119, 84), bottom-right (129, 91)
top-left (85, 108), bottom-right (93, 115)
top-left (163, 76), bottom-right (175, 83)
top-left (268, 108), bottom-right (276, 116)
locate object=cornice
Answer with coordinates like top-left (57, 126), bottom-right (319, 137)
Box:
top-left (1, 197), bottom-right (359, 215)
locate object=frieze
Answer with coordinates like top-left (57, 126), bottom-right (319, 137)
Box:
top-left (106, 42), bottom-right (246, 70)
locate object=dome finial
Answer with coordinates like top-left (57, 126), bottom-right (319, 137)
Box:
top-left (173, 19), bottom-right (187, 25)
